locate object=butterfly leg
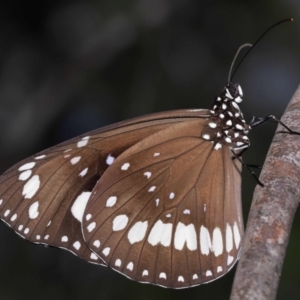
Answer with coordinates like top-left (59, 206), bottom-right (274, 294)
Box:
top-left (231, 149), bottom-right (264, 187)
top-left (249, 115), bottom-right (300, 135)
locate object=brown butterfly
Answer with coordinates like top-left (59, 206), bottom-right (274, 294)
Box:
top-left (0, 19), bottom-right (295, 289)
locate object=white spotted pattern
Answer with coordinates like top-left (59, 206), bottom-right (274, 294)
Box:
top-left (148, 186), bottom-right (156, 192)
top-left (102, 247), bottom-right (110, 256)
top-left (200, 225), bottom-right (212, 255)
top-left (183, 209), bottom-right (190, 214)
top-left (212, 227), bottom-right (223, 257)
top-left (71, 192), bottom-right (91, 222)
top-left (22, 175), bottom-right (40, 199)
top-left (106, 154), bottom-right (115, 165)
top-left (70, 156), bottom-right (81, 165)
top-left (233, 222), bottom-right (241, 249)
top-left (128, 221), bottom-right (148, 244)
top-left (148, 220), bottom-right (172, 247)
top-left (19, 162), bottom-right (35, 171)
top-left (217, 266), bottom-right (223, 273)
top-left (143, 172), bottom-right (152, 179)
top-left (226, 223), bottom-right (233, 252)
top-left (87, 222), bottom-right (96, 232)
top-left (126, 262), bottom-right (134, 271)
top-left (18, 225), bottom-right (23, 231)
top-left (193, 274), bottom-right (198, 280)
top-left (90, 253), bottom-right (98, 260)
top-left (86, 213), bottom-right (92, 221)
top-left (10, 214), bottom-right (17, 222)
top-left (79, 168), bottom-right (88, 177)
top-left (169, 192), bottom-right (175, 199)
top-left (106, 196), bottom-right (117, 207)
top-left (24, 228), bottom-right (29, 234)
top-left (73, 241), bottom-right (81, 250)
top-left (112, 214), bottom-right (129, 231)
top-left (93, 240), bottom-right (100, 248)
top-left (159, 272), bottom-right (166, 279)
top-left (61, 236), bottom-right (68, 242)
top-left (206, 270), bottom-right (212, 277)
top-left (121, 163), bottom-right (130, 170)
top-left (178, 276), bottom-right (184, 282)
top-left (174, 222), bottom-right (197, 251)
top-left (19, 170), bottom-right (32, 181)
top-left (4, 210), bottom-right (10, 217)
top-left (142, 270), bottom-right (148, 276)
top-left (115, 259), bottom-right (121, 267)
top-left (28, 201), bottom-right (39, 219)
top-left (77, 137), bottom-right (89, 148)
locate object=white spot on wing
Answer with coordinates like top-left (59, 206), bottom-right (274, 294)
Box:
top-left (71, 156), bottom-right (81, 165)
top-left (203, 134), bottom-right (210, 140)
top-left (183, 209), bottom-right (190, 214)
top-left (153, 152), bottom-right (160, 157)
top-left (86, 213), bottom-right (92, 221)
top-left (174, 222), bottom-right (197, 251)
top-left (22, 175), bottom-right (40, 199)
top-left (18, 225), bottom-right (23, 231)
top-left (79, 168), bottom-right (88, 177)
top-left (106, 196), bottom-right (117, 207)
top-left (28, 201), bottom-right (39, 219)
top-left (178, 276), bottom-right (184, 282)
top-left (90, 253), bottom-right (98, 260)
top-left (169, 192), bottom-right (175, 199)
top-left (106, 154), bottom-right (115, 165)
top-left (121, 162), bottom-right (130, 170)
top-left (142, 270), bottom-right (148, 276)
top-left (77, 137), bottom-right (89, 148)
top-left (200, 225), bottom-right (211, 255)
top-left (217, 266), bottom-right (223, 273)
top-left (11, 214), bottom-right (17, 222)
top-left (193, 274), bottom-right (198, 280)
top-left (115, 259), bottom-right (121, 267)
top-left (44, 234), bottom-right (49, 240)
top-left (212, 227), bottom-right (223, 257)
top-left (159, 272), bottom-right (166, 279)
top-left (24, 228), bottom-right (29, 234)
top-left (233, 222), bottom-right (241, 249)
top-left (214, 143), bottom-right (222, 150)
top-left (19, 170), bottom-right (32, 181)
top-left (126, 262), bottom-right (134, 271)
top-left (128, 221), bottom-right (148, 244)
top-left (4, 210), bottom-right (10, 217)
top-left (93, 240), bottom-right (100, 248)
top-left (112, 214), bottom-right (129, 231)
top-left (148, 186), bottom-right (156, 192)
top-left (61, 236), bottom-right (68, 242)
top-left (155, 199), bottom-right (159, 206)
top-left (206, 270), bottom-right (212, 277)
top-left (226, 223), bottom-right (233, 252)
top-left (144, 172), bottom-right (152, 179)
top-left (227, 255), bottom-right (234, 265)
top-left (36, 235), bottom-right (41, 240)
top-left (87, 222), bottom-right (96, 232)
top-left (102, 247), bottom-right (110, 256)
top-left (148, 220), bottom-right (172, 247)
top-left (35, 155), bottom-right (46, 160)
top-left (19, 162), bottom-right (36, 171)
top-left (73, 241), bottom-right (81, 250)
top-left (0, 199), bottom-right (2, 205)
top-left (71, 192), bottom-right (91, 222)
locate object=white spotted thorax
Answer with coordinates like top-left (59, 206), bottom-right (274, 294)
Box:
top-left (201, 82), bottom-right (250, 151)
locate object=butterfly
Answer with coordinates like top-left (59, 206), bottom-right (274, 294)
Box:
top-left (0, 18), bottom-right (294, 289)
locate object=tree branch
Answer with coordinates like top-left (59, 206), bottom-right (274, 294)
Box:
top-left (230, 84), bottom-right (300, 300)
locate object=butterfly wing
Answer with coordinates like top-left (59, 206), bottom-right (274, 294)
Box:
top-left (82, 119), bottom-right (243, 288)
top-left (0, 109), bottom-right (210, 265)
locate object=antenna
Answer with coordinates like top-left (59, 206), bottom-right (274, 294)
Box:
top-left (230, 18), bottom-right (293, 82)
top-left (228, 44), bottom-right (252, 83)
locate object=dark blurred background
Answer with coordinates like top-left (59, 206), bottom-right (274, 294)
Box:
top-left (0, 1), bottom-right (299, 299)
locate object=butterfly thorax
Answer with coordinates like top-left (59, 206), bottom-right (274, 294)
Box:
top-left (201, 82), bottom-right (250, 151)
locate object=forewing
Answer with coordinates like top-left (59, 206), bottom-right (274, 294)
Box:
top-left (0, 109), bottom-right (209, 264)
top-left (82, 119), bottom-right (243, 288)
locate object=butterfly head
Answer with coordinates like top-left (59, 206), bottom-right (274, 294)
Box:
top-left (201, 82), bottom-right (250, 151)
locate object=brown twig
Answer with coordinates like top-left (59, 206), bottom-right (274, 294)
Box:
top-left (230, 84), bottom-right (300, 300)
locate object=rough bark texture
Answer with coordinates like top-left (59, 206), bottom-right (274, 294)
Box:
top-left (230, 84), bottom-right (300, 300)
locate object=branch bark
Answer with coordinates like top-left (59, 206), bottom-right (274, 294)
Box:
top-left (230, 84), bottom-right (300, 300)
